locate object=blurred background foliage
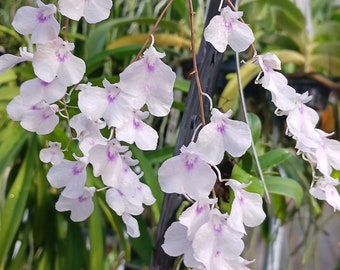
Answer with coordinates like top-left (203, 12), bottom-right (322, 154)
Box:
top-left (1, 0), bottom-right (340, 269)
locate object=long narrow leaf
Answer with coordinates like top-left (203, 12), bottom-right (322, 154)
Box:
top-left (264, 175), bottom-right (303, 207)
top-left (0, 135), bottom-right (36, 268)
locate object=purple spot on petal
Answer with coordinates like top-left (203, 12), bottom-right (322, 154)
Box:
top-left (238, 195), bottom-right (245, 205)
top-left (216, 124), bottom-right (226, 134)
top-left (196, 204), bottom-right (204, 214)
top-left (78, 195), bottom-right (88, 203)
top-left (117, 189), bottom-right (124, 196)
top-left (298, 105), bottom-right (304, 115)
top-left (213, 224), bottom-right (223, 234)
top-left (133, 119), bottom-right (141, 129)
top-left (223, 16), bottom-right (233, 30)
top-left (42, 112), bottom-right (52, 120)
top-left (37, 11), bottom-right (51, 23)
top-left (40, 80), bottom-right (49, 87)
top-left (184, 155), bottom-right (198, 171)
top-left (72, 165), bottom-right (83, 175)
top-left (107, 91), bottom-right (120, 103)
top-left (147, 63), bottom-right (155, 72)
top-left (215, 250), bottom-right (221, 257)
top-left (107, 149), bottom-right (118, 162)
top-left (55, 50), bottom-right (69, 62)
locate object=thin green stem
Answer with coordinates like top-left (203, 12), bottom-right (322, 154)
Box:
top-left (235, 52), bottom-right (271, 203)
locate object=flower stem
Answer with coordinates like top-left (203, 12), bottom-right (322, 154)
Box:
top-left (135, 0), bottom-right (175, 61)
top-left (188, 0), bottom-right (206, 126)
top-left (63, 18), bottom-right (69, 41)
top-left (235, 52), bottom-right (271, 203)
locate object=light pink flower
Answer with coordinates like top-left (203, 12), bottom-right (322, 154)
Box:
top-left (204, 6), bottom-right (255, 53)
top-left (77, 80), bottom-right (137, 127)
top-left (0, 47), bottom-right (33, 75)
top-left (47, 158), bottom-right (87, 198)
top-left (122, 213), bottom-right (140, 238)
top-left (116, 110), bottom-right (158, 150)
top-left (192, 209), bottom-right (244, 266)
top-left (286, 93), bottom-right (321, 149)
top-left (56, 187), bottom-right (95, 222)
top-left (105, 187), bottom-right (144, 216)
top-left (59, 0), bottom-right (113, 24)
top-left (88, 140), bottom-right (128, 187)
top-left (255, 53), bottom-right (297, 111)
top-left (179, 198), bottom-right (217, 238)
top-left (226, 179), bottom-right (266, 234)
top-left (134, 182), bottom-right (156, 206)
top-left (306, 129), bottom-right (340, 175)
top-left (209, 255), bottom-right (253, 270)
top-left (39, 141), bottom-right (64, 165)
top-left (33, 37), bottom-right (85, 85)
top-left (196, 108), bottom-right (251, 165)
top-left (12, 0), bottom-right (60, 44)
top-left (20, 77), bottom-right (67, 105)
top-left (162, 222), bottom-right (204, 269)
top-left (310, 176), bottom-right (340, 211)
top-left (69, 113), bottom-right (107, 156)
top-left (158, 142), bottom-right (216, 200)
top-left (6, 97), bottom-right (59, 135)
top-left (118, 45), bottom-right (175, 116)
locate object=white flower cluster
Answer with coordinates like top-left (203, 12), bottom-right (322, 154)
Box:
top-left (254, 53), bottom-right (340, 211)
top-left (0, 0), bottom-right (176, 237)
top-left (159, 6), bottom-right (266, 269)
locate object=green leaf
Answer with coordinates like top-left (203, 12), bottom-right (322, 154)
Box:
top-left (0, 69), bottom-right (17, 84)
top-left (0, 85), bottom-right (20, 102)
top-left (0, 25), bottom-right (22, 43)
top-left (59, 222), bottom-right (85, 270)
top-left (271, 49), bottom-right (305, 66)
top-left (174, 79), bottom-right (190, 93)
top-left (0, 136), bottom-right (36, 267)
top-left (6, 223), bottom-right (30, 270)
top-left (314, 21), bottom-right (340, 40)
top-left (98, 197), bottom-right (131, 262)
top-left (265, 0), bottom-right (306, 31)
top-left (218, 63), bottom-right (260, 113)
top-left (310, 54), bottom-right (340, 77)
top-left (247, 113), bottom-right (262, 144)
top-left (261, 33), bottom-right (301, 51)
top-left (107, 33), bottom-right (190, 50)
top-left (86, 17), bottom-right (181, 57)
top-left (258, 148), bottom-right (293, 171)
top-left (143, 146), bottom-right (174, 165)
top-left (0, 123), bottom-right (28, 177)
top-left (264, 175), bottom-right (303, 206)
top-left (311, 41), bottom-right (340, 58)
top-left (85, 46), bottom-right (141, 76)
top-left (130, 216), bottom-right (153, 265)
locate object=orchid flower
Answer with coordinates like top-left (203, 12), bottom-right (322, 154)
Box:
top-left (204, 6), bottom-right (255, 53)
